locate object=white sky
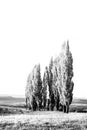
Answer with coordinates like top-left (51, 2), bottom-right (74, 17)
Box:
top-left (0, 0), bottom-right (87, 98)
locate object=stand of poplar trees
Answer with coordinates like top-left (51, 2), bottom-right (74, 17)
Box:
top-left (25, 41), bottom-right (74, 113)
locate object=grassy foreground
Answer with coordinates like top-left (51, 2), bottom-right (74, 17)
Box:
top-left (0, 97), bottom-right (87, 129)
top-left (0, 111), bottom-right (87, 130)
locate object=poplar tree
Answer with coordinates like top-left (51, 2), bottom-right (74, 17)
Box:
top-left (59, 41), bottom-right (74, 113)
top-left (52, 65), bottom-right (60, 110)
top-left (48, 57), bottom-right (55, 110)
top-left (25, 67), bottom-right (36, 110)
top-left (25, 64), bottom-right (42, 110)
top-left (33, 64), bottom-right (42, 110)
top-left (25, 40), bottom-right (74, 113)
top-left (42, 66), bottom-right (50, 110)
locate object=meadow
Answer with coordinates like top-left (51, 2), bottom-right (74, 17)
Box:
top-left (0, 97), bottom-right (87, 129)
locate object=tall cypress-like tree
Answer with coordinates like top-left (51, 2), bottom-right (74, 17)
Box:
top-left (42, 66), bottom-right (50, 110)
top-left (25, 64), bottom-right (42, 110)
top-left (49, 57), bottom-right (53, 92)
top-left (25, 41), bottom-right (74, 113)
top-left (52, 65), bottom-right (60, 110)
top-left (25, 66), bottom-right (36, 110)
top-left (59, 41), bottom-right (74, 113)
top-left (48, 57), bottom-right (55, 110)
top-left (25, 74), bottom-right (32, 109)
top-left (33, 64), bottom-right (42, 110)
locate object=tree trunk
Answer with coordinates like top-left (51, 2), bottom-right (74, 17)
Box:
top-left (46, 99), bottom-right (50, 110)
top-left (56, 99), bottom-right (59, 111)
top-left (66, 102), bottom-right (69, 113)
top-left (63, 105), bottom-right (66, 113)
top-left (26, 98), bottom-right (27, 110)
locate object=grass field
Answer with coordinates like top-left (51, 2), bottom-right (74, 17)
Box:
top-left (0, 97), bottom-right (87, 129)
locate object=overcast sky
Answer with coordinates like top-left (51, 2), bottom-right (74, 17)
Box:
top-left (0, 0), bottom-right (87, 98)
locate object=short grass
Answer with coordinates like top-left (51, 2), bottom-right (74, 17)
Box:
top-left (0, 111), bottom-right (87, 130)
top-left (0, 97), bottom-right (87, 129)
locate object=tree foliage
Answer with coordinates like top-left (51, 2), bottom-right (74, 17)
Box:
top-left (25, 41), bottom-right (74, 113)
top-left (55, 41), bottom-right (74, 112)
top-left (25, 64), bottom-right (42, 110)
top-left (33, 64), bottom-right (42, 109)
top-left (42, 67), bottom-right (50, 110)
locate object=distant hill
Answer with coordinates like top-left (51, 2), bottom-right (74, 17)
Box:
top-left (0, 96), bottom-right (25, 105)
top-left (0, 96), bottom-right (25, 101)
top-left (0, 96), bottom-right (87, 106)
top-left (72, 98), bottom-right (87, 104)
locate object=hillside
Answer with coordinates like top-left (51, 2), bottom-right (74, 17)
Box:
top-left (0, 96), bottom-right (25, 106)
